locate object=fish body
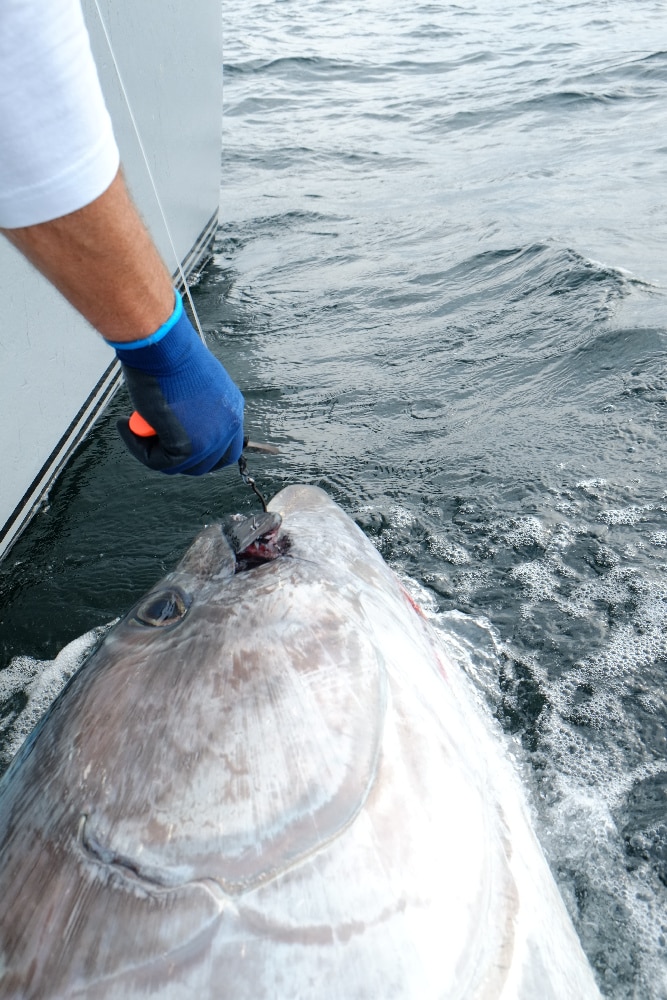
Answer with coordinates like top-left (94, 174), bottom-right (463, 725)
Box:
top-left (0, 486), bottom-right (601, 998)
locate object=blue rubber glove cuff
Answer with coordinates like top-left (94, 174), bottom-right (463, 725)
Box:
top-left (106, 291), bottom-right (184, 352)
top-left (109, 292), bottom-right (244, 476)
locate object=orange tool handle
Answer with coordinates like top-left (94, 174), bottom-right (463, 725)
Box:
top-left (129, 411), bottom-right (158, 437)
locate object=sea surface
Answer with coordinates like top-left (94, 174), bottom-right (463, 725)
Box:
top-left (1, 1), bottom-right (667, 995)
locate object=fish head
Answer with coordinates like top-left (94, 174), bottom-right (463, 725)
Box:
top-left (17, 492), bottom-right (385, 898)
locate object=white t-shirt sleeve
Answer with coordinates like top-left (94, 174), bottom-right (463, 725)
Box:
top-left (0, 0), bottom-right (120, 228)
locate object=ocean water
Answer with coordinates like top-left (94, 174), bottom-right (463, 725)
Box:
top-left (1, 0), bottom-right (667, 995)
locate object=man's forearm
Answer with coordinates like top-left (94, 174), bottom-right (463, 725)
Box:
top-left (1, 170), bottom-right (174, 343)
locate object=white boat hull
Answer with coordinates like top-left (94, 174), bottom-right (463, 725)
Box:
top-left (0, 0), bottom-right (222, 560)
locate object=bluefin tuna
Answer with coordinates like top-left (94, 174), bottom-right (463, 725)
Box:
top-left (0, 485), bottom-right (601, 998)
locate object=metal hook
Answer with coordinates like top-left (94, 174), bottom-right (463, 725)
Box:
top-left (238, 455), bottom-right (268, 512)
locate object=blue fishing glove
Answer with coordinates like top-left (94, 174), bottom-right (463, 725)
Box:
top-left (107, 292), bottom-right (244, 475)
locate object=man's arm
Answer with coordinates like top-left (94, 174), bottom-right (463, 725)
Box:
top-left (2, 169), bottom-right (245, 475)
top-left (0, 0), bottom-right (244, 474)
top-left (1, 170), bottom-right (174, 342)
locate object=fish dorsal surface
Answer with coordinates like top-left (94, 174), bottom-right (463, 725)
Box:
top-left (0, 486), bottom-right (602, 999)
top-left (79, 555), bottom-right (387, 893)
top-left (5, 516), bottom-right (385, 896)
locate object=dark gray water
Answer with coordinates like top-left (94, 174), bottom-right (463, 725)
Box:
top-left (1, 1), bottom-right (667, 995)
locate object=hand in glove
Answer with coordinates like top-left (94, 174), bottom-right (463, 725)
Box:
top-left (107, 292), bottom-right (244, 475)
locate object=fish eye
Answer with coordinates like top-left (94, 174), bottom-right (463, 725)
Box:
top-left (133, 589), bottom-right (190, 628)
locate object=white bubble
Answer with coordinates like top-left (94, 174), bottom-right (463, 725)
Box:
top-left (497, 514), bottom-right (549, 548)
top-left (598, 504), bottom-right (654, 526)
top-left (427, 533), bottom-right (470, 564)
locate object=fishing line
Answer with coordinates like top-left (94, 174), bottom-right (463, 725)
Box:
top-left (91, 0), bottom-right (207, 344)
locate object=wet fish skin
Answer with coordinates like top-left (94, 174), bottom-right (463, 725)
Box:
top-left (0, 485), bottom-right (601, 999)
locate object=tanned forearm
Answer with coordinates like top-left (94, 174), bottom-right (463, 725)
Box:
top-left (0, 169), bottom-right (174, 342)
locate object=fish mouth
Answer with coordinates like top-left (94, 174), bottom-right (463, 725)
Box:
top-left (172, 512), bottom-right (287, 584)
top-left (224, 511), bottom-right (290, 572)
